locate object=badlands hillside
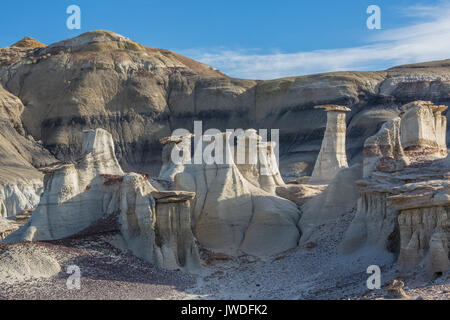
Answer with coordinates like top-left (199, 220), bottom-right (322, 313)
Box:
top-left (0, 31), bottom-right (449, 300)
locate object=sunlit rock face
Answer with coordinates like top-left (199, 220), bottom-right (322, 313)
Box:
top-left (160, 132), bottom-right (301, 257)
top-left (118, 173), bottom-right (200, 272)
top-left (6, 128), bottom-right (200, 272)
top-left (362, 118), bottom-right (408, 177)
top-left (159, 134), bottom-right (194, 182)
top-left (397, 207), bottom-right (449, 275)
top-left (388, 181), bottom-right (450, 275)
top-left (233, 129), bottom-right (285, 194)
top-left (339, 100), bottom-right (450, 275)
top-left (0, 83), bottom-right (56, 220)
top-left (310, 105), bottom-right (350, 184)
top-left (1, 31), bottom-right (449, 180)
top-left (362, 101), bottom-right (448, 178)
top-left (0, 181), bottom-right (43, 218)
top-left (400, 101), bottom-right (447, 157)
top-left (6, 129), bottom-right (124, 241)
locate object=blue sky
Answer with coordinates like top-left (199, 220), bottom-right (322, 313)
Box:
top-left (0, 0), bottom-right (449, 79)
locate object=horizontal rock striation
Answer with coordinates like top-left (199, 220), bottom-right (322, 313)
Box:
top-left (0, 31), bottom-right (449, 180)
top-left (387, 181), bottom-right (450, 275)
top-left (0, 83), bottom-right (56, 220)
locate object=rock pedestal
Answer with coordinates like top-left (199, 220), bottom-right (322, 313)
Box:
top-left (161, 131), bottom-right (301, 257)
top-left (310, 105), bottom-right (350, 184)
top-left (234, 129), bottom-right (285, 194)
top-left (6, 128), bottom-right (201, 272)
top-left (159, 133), bottom-right (193, 182)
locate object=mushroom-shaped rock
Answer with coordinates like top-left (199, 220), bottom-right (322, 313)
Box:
top-left (234, 129), bottom-right (285, 194)
top-left (119, 174), bottom-right (200, 271)
top-left (159, 133), bottom-right (194, 182)
top-left (6, 128), bottom-right (201, 272)
top-left (310, 105), bottom-right (350, 184)
top-left (6, 129), bottom-right (124, 241)
top-left (162, 132), bottom-right (301, 256)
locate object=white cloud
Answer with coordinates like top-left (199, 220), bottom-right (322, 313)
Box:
top-left (181, 4), bottom-right (450, 80)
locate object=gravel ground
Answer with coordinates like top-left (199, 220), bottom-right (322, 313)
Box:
top-left (185, 209), bottom-right (396, 300)
top-left (185, 208), bottom-right (449, 300)
top-left (0, 236), bottom-right (197, 300)
top-left (0, 221), bottom-right (448, 300)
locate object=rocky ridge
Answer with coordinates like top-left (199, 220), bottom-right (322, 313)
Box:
top-left (0, 31), bottom-right (449, 180)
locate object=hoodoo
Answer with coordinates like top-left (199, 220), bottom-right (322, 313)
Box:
top-left (234, 129), bottom-right (285, 194)
top-left (310, 105), bottom-right (351, 184)
top-left (0, 28), bottom-right (450, 298)
top-left (160, 131), bottom-right (301, 257)
top-left (6, 128), bottom-right (201, 271)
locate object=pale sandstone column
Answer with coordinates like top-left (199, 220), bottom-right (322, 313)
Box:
top-left (431, 104), bottom-right (448, 156)
top-left (310, 105), bottom-right (350, 184)
top-left (234, 129), bottom-right (285, 194)
top-left (159, 133), bottom-right (193, 181)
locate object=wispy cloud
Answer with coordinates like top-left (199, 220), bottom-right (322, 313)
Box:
top-left (181, 4), bottom-right (450, 79)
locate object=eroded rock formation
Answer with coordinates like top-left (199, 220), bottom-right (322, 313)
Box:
top-left (0, 181), bottom-right (43, 218)
top-left (310, 105), bottom-right (350, 184)
top-left (159, 134), bottom-right (194, 182)
top-left (234, 129), bottom-right (286, 194)
top-left (300, 164), bottom-right (363, 243)
top-left (0, 217), bottom-right (19, 240)
top-left (400, 101), bottom-right (447, 157)
top-left (0, 83), bottom-right (56, 219)
top-left (119, 173), bottom-right (200, 271)
top-left (1, 31), bottom-right (449, 180)
top-left (340, 101), bottom-right (449, 275)
top-left (6, 128), bottom-right (200, 271)
top-left (6, 128), bottom-right (124, 241)
top-left (160, 131), bottom-right (301, 257)
top-left (388, 182), bottom-right (450, 275)
top-left (363, 117), bottom-right (408, 177)
top-left (0, 31), bottom-right (449, 279)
